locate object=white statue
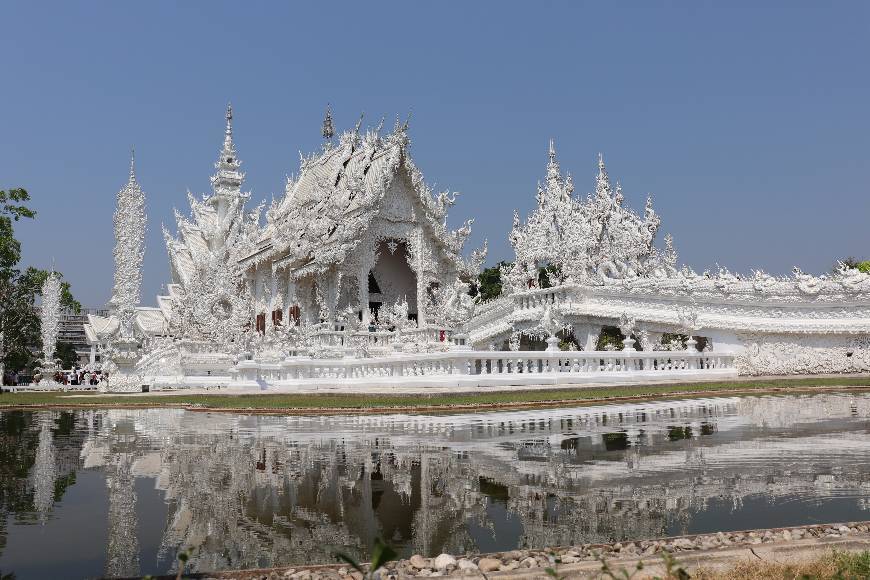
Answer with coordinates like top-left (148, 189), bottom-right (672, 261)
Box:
top-left (443, 279), bottom-right (479, 328)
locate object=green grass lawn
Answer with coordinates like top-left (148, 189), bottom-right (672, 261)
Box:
top-left (0, 376), bottom-right (868, 412)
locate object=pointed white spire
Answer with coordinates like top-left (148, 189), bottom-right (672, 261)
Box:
top-left (210, 103), bottom-right (246, 201)
top-left (218, 103), bottom-right (239, 167)
top-left (224, 102), bottom-right (234, 147)
top-left (128, 146), bottom-right (136, 183)
top-left (595, 153), bottom-right (612, 200)
top-left (322, 104), bottom-right (335, 140)
top-left (544, 139), bottom-right (563, 198)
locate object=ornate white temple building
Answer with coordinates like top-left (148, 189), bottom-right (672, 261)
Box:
top-left (81, 106), bottom-right (870, 392)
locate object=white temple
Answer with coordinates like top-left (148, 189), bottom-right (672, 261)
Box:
top-left (82, 106), bottom-right (870, 392)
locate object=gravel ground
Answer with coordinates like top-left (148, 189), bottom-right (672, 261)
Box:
top-left (174, 521), bottom-right (870, 580)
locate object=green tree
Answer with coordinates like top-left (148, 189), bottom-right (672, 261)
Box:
top-left (538, 264), bottom-right (561, 289)
top-left (0, 188), bottom-right (36, 274)
top-left (54, 342), bottom-right (78, 370)
top-left (472, 261), bottom-right (511, 301)
top-left (19, 267), bottom-right (80, 313)
top-left (0, 188), bottom-right (80, 376)
top-left (838, 257), bottom-right (870, 274)
top-left (596, 326), bottom-right (625, 350)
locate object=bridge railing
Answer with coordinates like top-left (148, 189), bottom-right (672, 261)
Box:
top-left (234, 348), bottom-right (736, 384)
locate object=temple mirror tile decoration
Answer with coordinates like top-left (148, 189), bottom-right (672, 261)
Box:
top-left (80, 107), bottom-right (870, 392)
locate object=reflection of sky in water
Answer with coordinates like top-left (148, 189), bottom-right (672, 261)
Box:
top-left (0, 393), bottom-right (868, 579)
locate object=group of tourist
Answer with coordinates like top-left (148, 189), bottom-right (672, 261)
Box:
top-left (52, 370), bottom-right (104, 386)
top-left (1, 368), bottom-right (106, 388)
top-left (1, 371), bottom-right (23, 387)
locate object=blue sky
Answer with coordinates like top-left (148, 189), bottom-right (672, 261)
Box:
top-left (2, 2), bottom-right (869, 306)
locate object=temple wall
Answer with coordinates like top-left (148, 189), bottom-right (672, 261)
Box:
top-left (735, 332), bottom-right (870, 376)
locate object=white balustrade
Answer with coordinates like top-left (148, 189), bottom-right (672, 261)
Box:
top-left (233, 348), bottom-right (737, 387)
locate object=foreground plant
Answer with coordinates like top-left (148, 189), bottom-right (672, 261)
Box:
top-left (335, 538), bottom-right (399, 579)
top-left (543, 550), bottom-right (691, 580)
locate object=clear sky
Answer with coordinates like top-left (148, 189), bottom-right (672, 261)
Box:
top-left (2, 2), bottom-right (869, 307)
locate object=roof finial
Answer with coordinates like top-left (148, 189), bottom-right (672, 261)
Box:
top-left (225, 103), bottom-right (234, 138)
top-left (548, 139), bottom-right (556, 162)
top-left (354, 112), bottom-right (365, 134)
top-left (595, 153), bottom-right (612, 199)
top-left (129, 146), bottom-right (136, 182)
top-left (322, 103), bottom-right (335, 140)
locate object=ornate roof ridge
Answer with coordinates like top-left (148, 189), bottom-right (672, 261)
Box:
top-left (302, 129), bottom-right (397, 170)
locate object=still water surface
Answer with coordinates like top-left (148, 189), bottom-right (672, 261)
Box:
top-left (0, 393), bottom-right (868, 579)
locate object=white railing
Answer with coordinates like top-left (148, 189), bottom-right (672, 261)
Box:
top-left (10, 383), bottom-right (100, 393)
top-left (513, 286), bottom-right (572, 311)
top-left (309, 327), bottom-right (454, 354)
top-left (233, 348), bottom-right (737, 388)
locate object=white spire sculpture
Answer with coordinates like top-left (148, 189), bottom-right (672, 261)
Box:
top-left (37, 272), bottom-right (61, 385)
top-left (105, 453), bottom-right (140, 577)
top-left (110, 150), bottom-right (146, 339)
top-left (31, 412), bottom-right (57, 522)
top-left (102, 152), bottom-right (147, 392)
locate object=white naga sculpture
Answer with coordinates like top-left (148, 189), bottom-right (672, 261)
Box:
top-left (443, 279), bottom-right (480, 327)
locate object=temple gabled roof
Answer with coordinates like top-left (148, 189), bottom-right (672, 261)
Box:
top-left (256, 119), bottom-right (476, 277)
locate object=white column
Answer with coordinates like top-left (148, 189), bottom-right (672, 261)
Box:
top-left (269, 267), bottom-right (278, 315)
top-left (359, 265), bottom-right (370, 326)
top-left (253, 267), bottom-right (263, 312)
top-left (285, 272), bottom-right (296, 319)
top-left (415, 229), bottom-right (425, 328)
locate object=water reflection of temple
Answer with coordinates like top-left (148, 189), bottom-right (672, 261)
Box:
top-left (4, 394), bottom-right (870, 574)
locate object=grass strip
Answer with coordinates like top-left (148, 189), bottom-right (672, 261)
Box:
top-left (694, 549), bottom-right (870, 579)
top-left (0, 377), bottom-right (867, 414)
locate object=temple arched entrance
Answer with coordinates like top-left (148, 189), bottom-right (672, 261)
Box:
top-left (369, 239), bottom-right (418, 322)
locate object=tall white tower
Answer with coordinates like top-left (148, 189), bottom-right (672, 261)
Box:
top-left (205, 104), bottom-right (249, 250)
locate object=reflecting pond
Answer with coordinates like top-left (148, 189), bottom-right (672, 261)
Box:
top-left (0, 392), bottom-right (868, 579)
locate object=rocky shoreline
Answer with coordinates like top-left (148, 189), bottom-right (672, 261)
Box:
top-left (174, 520), bottom-right (870, 579)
